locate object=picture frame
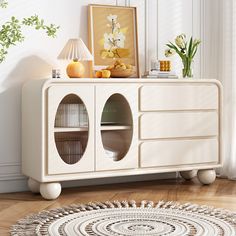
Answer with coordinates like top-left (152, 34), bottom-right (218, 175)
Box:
top-left (88, 4), bottom-right (140, 78)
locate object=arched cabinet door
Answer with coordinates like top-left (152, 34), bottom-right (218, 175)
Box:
top-left (96, 85), bottom-right (138, 171)
top-left (47, 85), bottom-right (94, 175)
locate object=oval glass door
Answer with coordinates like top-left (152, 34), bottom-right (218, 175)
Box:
top-left (54, 94), bottom-right (89, 165)
top-left (100, 93), bottom-right (133, 162)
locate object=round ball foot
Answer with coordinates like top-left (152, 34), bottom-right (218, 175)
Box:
top-left (197, 169), bottom-right (216, 185)
top-left (28, 178), bottom-right (40, 193)
top-left (180, 170), bottom-right (197, 180)
top-left (40, 182), bottom-right (61, 200)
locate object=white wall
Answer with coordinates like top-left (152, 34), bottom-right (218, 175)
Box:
top-left (200, 0), bottom-right (221, 79)
top-left (157, 0), bottom-right (201, 77)
top-left (0, 0), bottom-right (201, 193)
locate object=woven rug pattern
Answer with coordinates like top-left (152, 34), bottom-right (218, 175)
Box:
top-left (11, 200), bottom-right (236, 235)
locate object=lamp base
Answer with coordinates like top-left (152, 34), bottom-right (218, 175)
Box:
top-left (66, 61), bottom-right (85, 78)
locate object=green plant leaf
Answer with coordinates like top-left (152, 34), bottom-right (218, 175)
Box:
top-left (0, 0), bottom-right (8, 8)
top-left (0, 7), bottom-right (59, 63)
top-left (192, 47), bottom-right (198, 58)
top-left (167, 42), bottom-right (185, 60)
top-left (188, 37), bottom-right (193, 58)
top-left (165, 34), bottom-right (201, 65)
top-left (166, 43), bottom-right (175, 49)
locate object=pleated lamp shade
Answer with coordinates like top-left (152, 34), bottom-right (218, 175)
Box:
top-left (57, 38), bottom-right (93, 61)
top-left (57, 38), bottom-right (93, 78)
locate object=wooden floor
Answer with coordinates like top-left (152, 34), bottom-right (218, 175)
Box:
top-left (1, 177), bottom-right (236, 235)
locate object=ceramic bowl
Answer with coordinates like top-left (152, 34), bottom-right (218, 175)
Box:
top-left (110, 68), bottom-right (134, 78)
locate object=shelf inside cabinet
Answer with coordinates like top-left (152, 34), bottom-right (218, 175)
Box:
top-left (54, 127), bottom-right (88, 132)
top-left (100, 94), bottom-right (133, 162)
top-left (54, 94), bottom-right (88, 129)
top-left (100, 125), bottom-right (131, 131)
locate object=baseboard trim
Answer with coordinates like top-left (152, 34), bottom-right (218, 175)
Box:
top-left (0, 162), bottom-right (22, 181)
top-left (0, 178), bottom-right (28, 193)
top-left (0, 174), bottom-right (26, 181)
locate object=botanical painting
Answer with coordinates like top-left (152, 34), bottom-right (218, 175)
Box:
top-left (89, 5), bottom-right (139, 76)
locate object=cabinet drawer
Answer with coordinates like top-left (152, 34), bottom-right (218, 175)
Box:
top-left (140, 138), bottom-right (218, 168)
top-left (140, 85), bottom-right (219, 111)
top-left (140, 111), bottom-right (218, 139)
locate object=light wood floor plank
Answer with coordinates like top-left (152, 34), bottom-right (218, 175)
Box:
top-left (1, 178), bottom-right (236, 235)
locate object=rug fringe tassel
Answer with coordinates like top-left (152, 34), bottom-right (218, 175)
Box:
top-left (10, 200), bottom-right (236, 235)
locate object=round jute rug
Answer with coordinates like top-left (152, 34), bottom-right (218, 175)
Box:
top-left (11, 200), bottom-right (236, 236)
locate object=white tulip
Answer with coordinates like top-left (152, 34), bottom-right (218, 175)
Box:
top-left (193, 39), bottom-right (201, 45)
top-left (165, 49), bottom-right (175, 57)
top-left (175, 34), bottom-right (186, 49)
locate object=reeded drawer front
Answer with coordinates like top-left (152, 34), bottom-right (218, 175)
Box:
top-left (140, 84), bottom-right (219, 111)
top-left (140, 138), bottom-right (218, 168)
top-left (140, 111), bottom-right (218, 139)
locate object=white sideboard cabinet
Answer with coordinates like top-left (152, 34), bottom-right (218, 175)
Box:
top-left (22, 79), bottom-right (222, 199)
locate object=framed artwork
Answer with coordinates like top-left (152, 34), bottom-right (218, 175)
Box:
top-left (88, 4), bottom-right (140, 77)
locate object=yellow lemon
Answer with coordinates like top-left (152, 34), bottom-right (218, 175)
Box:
top-left (102, 70), bottom-right (111, 78)
top-left (115, 65), bottom-right (122, 69)
top-left (126, 64), bottom-right (133, 69)
top-left (114, 60), bottom-right (122, 66)
top-left (120, 65), bottom-right (126, 70)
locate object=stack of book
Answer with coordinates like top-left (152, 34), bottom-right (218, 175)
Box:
top-left (143, 70), bottom-right (178, 79)
top-left (55, 103), bottom-right (88, 128)
top-left (56, 140), bottom-right (83, 164)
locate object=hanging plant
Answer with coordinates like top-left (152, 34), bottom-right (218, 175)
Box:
top-left (0, 0), bottom-right (59, 63)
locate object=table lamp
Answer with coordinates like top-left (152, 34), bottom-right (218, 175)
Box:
top-left (57, 38), bottom-right (93, 78)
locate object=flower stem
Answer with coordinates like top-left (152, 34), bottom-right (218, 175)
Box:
top-left (182, 57), bottom-right (193, 78)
